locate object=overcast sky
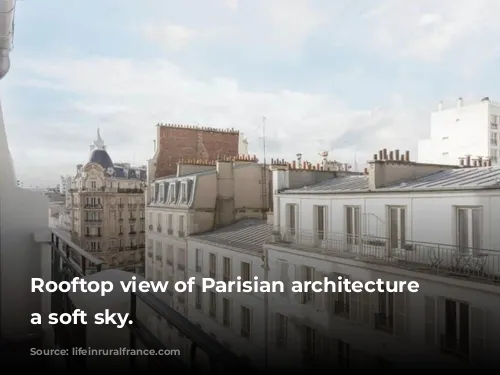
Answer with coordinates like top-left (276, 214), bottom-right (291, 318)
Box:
top-left (3, 0), bottom-right (500, 187)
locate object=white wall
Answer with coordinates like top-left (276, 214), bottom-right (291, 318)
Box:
top-left (277, 190), bottom-right (500, 251)
top-left (265, 245), bottom-right (500, 368)
top-left (418, 100), bottom-right (497, 164)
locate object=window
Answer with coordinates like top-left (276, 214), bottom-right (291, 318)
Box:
top-left (195, 249), bottom-right (202, 273)
top-left (159, 183), bottom-right (164, 201)
top-left (169, 183), bottom-right (176, 203)
top-left (91, 181), bottom-right (97, 189)
top-left (241, 306), bottom-right (251, 338)
top-left (375, 291), bottom-right (394, 333)
top-left (456, 207), bottom-right (481, 254)
top-left (166, 245), bottom-right (174, 266)
top-left (181, 182), bottom-right (188, 202)
top-left (276, 314), bottom-right (287, 348)
top-left (345, 206), bottom-right (361, 245)
top-left (178, 216), bottom-right (185, 236)
top-left (167, 214), bottom-right (173, 231)
top-left (302, 326), bottom-right (316, 362)
top-left (222, 298), bottom-right (231, 327)
top-left (209, 253), bottom-right (216, 278)
top-left (491, 132), bottom-right (497, 146)
top-left (195, 285), bottom-right (202, 310)
top-left (303, 266), bottom-right (314, 303)
top-left (442, 299), bottom-right (469, 358)
top-left (388, 206), bottom-right (406, 249)
top-left (314, 205), bottom-right (326, 241)
top-left (241, 262), bottom-right (250, 282)
top-left (177, 248), bottom-right (186, 271)
top-left (209, 292), bottom-right (216, 319)
top-left (338, 341), bottom-right (351, 369)
top-left (223, 257), bottom-right (231, 282)
top-left (333, 273), bottom-right (350, 318)
top-left (286, 203), bottom-right (297, 235)
top-left (278, 261), bottom-right (289, 296)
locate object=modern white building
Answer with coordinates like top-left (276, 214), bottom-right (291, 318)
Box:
top-left (418, 97), bottom-right (500, 165)
top-left (264, 148), bottom-right (500, 369)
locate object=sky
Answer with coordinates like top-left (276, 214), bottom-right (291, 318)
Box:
top-left (3, 0), bottom-right (500, 187)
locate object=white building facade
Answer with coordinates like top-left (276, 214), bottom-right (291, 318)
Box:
top-left (418, 97), bottom-right (500, 165)
top-left (264, 149), bottom-right (500, 369)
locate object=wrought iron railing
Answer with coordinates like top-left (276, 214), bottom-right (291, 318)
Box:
top-left (269, 227), bottom-right (500, 283)
top-left (50, 229), bottom-right (253, 372)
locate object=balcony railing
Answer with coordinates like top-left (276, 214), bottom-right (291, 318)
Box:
top-left (50, 229), bottom-right (253, 372)
top-left (269, 227), bottom-right (500, 284)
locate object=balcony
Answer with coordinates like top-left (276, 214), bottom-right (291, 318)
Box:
top-left (46, 230), bottom-right (253, 371)
top-left (128, 204), bottom-right (138, 210)
top-left (84, 234), bottom-right (101, 238)
top-left (83, 204), bottom-right (103, 209)
top-left (129, 218), bottom-right (137, 223)
top-left (269, 228), bottom-right (500, 285)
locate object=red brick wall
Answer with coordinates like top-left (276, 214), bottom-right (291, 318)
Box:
top-left (154, 125), bottom-right (240, 178)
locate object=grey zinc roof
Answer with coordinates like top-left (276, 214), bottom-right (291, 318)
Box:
top-left (283, 165), bottom-right (500, 194)
top-left (190, 219), bottom-right (272, 254)
top-left (89, 149), bottom-right (114, 170)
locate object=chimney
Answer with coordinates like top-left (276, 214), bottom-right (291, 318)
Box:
top-left (389, 151), bottom-right (394, 160)
top-left (373, 153), bottom-right (378, 161)
top-left (395, 149), bottom-right (400, 160)
top-left (458, 157), bottom-right (465, 167)
top-left (483, 157), bottom-right (491, 167)
top-left (457, 97), bottom-right (463, 107)
top-left (465, 155), bottom-right (471, 167)
top-left (378, 150), bottom-right (383, 160)
top-left (477, 156), bottom-right (483, 166)
top-left (364, 168), bottom-right (368, 175)
top-left (368, 148), bottom-right (456, 190)
top-left (383, 149), bottom-right (388, 160)
top-left (438, 101), bottom-right (443, 111)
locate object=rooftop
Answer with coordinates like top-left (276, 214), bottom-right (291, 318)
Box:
top-left (189, 219), bottom-right (272, 255)
top-left (282, 165), bottom-right (500, 194)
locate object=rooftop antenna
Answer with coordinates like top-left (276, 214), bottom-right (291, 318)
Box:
top-left (260, 116), bottom-right (268, 219)
top-left (354, 152), bottom-right (358, 172)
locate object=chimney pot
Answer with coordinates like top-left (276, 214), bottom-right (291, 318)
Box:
top-left (459, 157), bottom-right (464, 166)
top-left (373, 153), bottom-right (378, 161)
top-left (292, 161), bottom-right (296, 169)
top-left (389, 151), bottom-right (394, 160)
top-left (364, 167), bottom-right (368, 175)
top-left (438, 101), bottom-right (443, 111)
top-left (395, 150), bottom-right (400, 160)
top-left (405, 150), bottom-right (410, 161)
top-left (465, 155), bottom-right (471, 166)
top-left (400, 154), bottom-right (405, 161)
top-left (383, 149), bottom-right (388, 160)
top-left (457, 97), bottom-right (463, 107)
top-left (378, 150), bottom-right (383, 160)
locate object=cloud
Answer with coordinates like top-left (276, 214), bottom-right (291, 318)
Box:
top-left (5, 54), bottom-right (425, 186)
top-left (143, 24), bottom-right (199, 51)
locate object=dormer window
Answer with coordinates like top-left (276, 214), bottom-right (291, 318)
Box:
top-left (154, 183), bottom-right (159, 202)
top-left (159, 183), bottom-right (164, 202)
top-left (163, 183), bottom-right (169, 203)
top-left (169, 183), bottom-right (176, 203)
top-left (181, 182), bottom-right (188, 203)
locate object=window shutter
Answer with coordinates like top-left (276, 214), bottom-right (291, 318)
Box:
top-left (393, 291), bottom-right (406, 337)
top-left (424, 296), bottom-right (436, 346)
top-left (280, 261), bottom-right (289, 298)
top-left (324, 273), bottom-right (335, 313)
top-left (294, 265), bottom-right (303, 304)
top-left (314, 270), bottom-right (324, 310)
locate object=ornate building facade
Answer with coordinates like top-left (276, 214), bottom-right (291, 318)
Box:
top-left (67, 130), bottom-right (147, 274)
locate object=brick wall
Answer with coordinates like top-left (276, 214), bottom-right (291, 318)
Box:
top-left (154, 125), bottom-right (240, 178)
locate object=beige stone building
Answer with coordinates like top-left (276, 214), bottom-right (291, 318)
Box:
top-left (67, 130), bottom-right (147, 274)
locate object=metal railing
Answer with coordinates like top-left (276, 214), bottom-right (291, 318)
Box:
top-left (269, 227), bottom-right (500, 283)
top-left (50, 229), bottom-right (255, 373)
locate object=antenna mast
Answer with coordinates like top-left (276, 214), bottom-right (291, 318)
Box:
top-left (261, 116), bottom-right (268, 219)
